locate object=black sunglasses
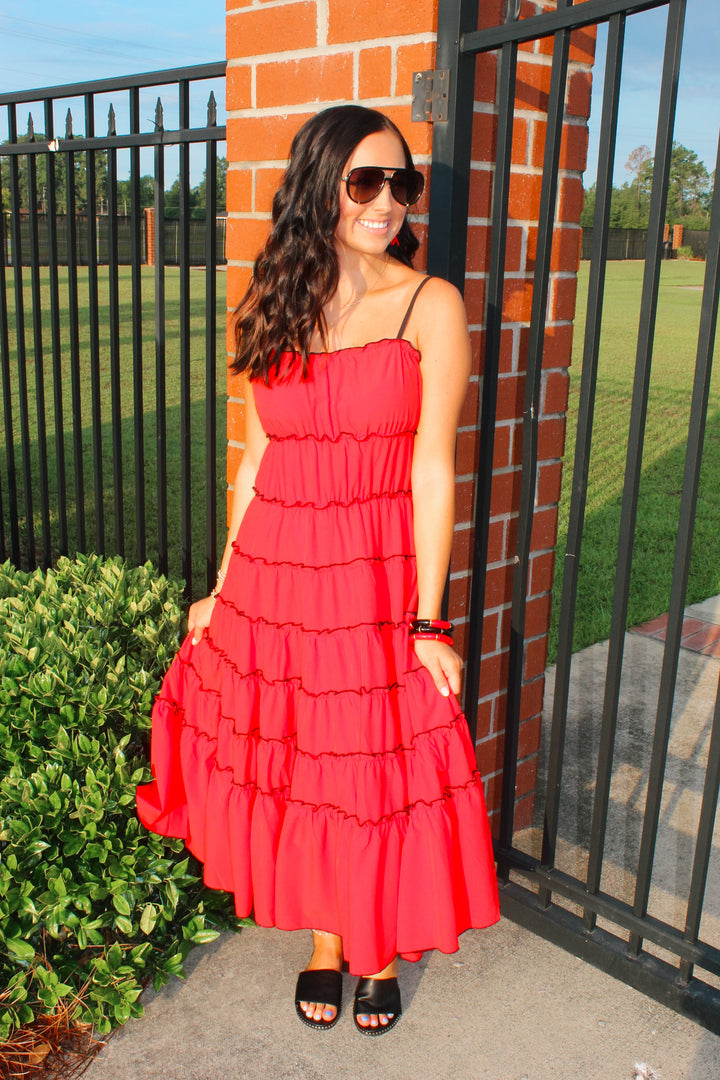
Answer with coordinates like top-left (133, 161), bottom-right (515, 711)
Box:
top-left (341, 166), bottom-right (425, 207)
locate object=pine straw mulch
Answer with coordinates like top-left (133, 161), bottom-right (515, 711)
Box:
top-left (0, 994), bottom-right (103, 1080)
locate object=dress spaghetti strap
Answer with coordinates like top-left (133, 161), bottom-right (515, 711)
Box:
top-left (395, 276), bottom-right (432, 340)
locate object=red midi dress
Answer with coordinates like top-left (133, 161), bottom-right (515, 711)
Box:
top-left (136, 309), bottom-right (500, 975)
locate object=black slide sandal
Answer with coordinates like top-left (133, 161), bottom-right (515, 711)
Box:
top-left (295, 969), bottom-right (343, 1031)
top-left (353, 976), bottom-right (402, 1036)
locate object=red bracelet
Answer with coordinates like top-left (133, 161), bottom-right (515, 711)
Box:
top-left (411, 632), bottom-right (455, 646)
top-left (410, 618), bottom-right (453, 633)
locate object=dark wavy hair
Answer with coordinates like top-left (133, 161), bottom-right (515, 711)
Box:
top-left (232, 105), bottom-right (420, 383)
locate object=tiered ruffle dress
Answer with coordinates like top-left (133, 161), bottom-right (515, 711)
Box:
top-left (136, 309), bottom-right (500, 975)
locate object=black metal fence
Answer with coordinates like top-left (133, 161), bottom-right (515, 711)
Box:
top-left (431, 0), bottom-right (720, 1033)
top-left (684, 227), bottom-right (711, 259)
top-left (0, 63), bottom-right (227, 596)
top-left (1, 213), bottom-right (227, 266)
top-left (581, 226), bottom-right (650, 260)
top-left (162, 217), bottom-right (227, 267)
top-left (581, 225), bottom-right (708, 260)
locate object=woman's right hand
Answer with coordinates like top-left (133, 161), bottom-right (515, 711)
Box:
top-left (412, 637), bottom-right (463, 698)
top-left (187, 595), bottom-right (217, 646)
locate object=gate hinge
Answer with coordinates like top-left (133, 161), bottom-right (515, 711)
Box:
top-left (411, 69), bottom-right (450, 123)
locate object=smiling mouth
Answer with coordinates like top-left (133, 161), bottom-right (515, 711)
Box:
top-left (357, 220), bottom-right (390, 232)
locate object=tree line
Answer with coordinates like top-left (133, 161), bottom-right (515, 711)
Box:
top-left (581, 142), bottom-right (713, 230)
top-left (3, 131), bottom-right (712, 233)
top-left (1, 140), bottom-right (227, 221)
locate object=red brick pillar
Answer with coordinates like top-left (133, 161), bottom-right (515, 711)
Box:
top-left (225, 0), bottom-right (436, 487)
top-left (225, 1), bottom-right (596, 828)
top-left (673, 223), bottom-right (684, 250)
top-left (144, 206), bottom-right (156, 266)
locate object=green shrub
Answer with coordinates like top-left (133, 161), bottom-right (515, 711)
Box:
top-left (0, 554), bottom-right (242, 1039)
top-left (675, 245), bottom-right (695, 259)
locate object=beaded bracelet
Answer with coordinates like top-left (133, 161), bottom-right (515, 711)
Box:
top-left (210, 567), bottom-right (226, 600)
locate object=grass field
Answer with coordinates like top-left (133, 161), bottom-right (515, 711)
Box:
top-left (0, 265), bottom-right (227, 595)
top-left (548, 258), bottom-right (720, 660)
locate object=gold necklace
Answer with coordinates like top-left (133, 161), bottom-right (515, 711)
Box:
top-left (337, 256), bottom-right (390, 313)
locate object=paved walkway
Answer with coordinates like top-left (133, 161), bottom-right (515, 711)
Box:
top-left (86, 919), bottom-right (720, 1080)
top-left (634, 595), bottom-right (720, 657)
top-left (84, 601), bottom-right (720, 1080)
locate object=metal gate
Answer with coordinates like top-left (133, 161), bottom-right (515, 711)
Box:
top-left (0, 63), bottom-right (226, 597)
top-left (428, 0), bottom-right (720, 1031)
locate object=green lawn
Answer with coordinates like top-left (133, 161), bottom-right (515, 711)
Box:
top-left (0, 265), bottom-right (227, 596)
top-left (548, 258), bottom-right (720, 659)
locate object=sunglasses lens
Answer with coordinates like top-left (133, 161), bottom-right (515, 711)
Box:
top-left (345, 167), bottom-right (424, 206)
top-left (390, 169), bottom-right (424, 206)
top-left (346, 167), bottom-right (386, 203)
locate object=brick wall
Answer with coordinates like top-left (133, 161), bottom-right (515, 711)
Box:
top-left (225, 0), bottom-right (596, 828)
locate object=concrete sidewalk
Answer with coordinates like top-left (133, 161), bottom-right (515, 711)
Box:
top-left (85, 604), bottom-right (720, 1080)
top-left (86, 918), bottom-right (720, 1080)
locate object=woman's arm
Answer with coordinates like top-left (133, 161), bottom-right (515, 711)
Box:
top-left (410, 278), bottom-right (472, 694)
top-left (218, 378), bottom-right (270, 578)
top-left (188, 378), bottom-right (269, 644)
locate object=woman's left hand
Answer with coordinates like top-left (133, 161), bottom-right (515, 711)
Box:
top-left (412, 638), bottom-right (463, 698)
top-left (187, 595), bottom-right (217, 646)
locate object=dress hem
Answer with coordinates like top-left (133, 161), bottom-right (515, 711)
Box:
top-left (135, 812), bottom-right (500, 977)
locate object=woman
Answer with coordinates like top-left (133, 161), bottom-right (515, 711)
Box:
top-left (137, 105), bottom-right (499, 1036)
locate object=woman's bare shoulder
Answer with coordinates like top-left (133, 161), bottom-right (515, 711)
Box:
top-left (408, 276), bottom-right (468, 353)
top-left (417, 275), bottom-right (466, 316)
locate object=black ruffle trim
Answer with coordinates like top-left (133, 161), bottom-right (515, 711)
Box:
top-left (266, 429), bottom-right (416, 443)
top-left (215, 596), bottom-right (409, 637)
top-left (165, 711), bottom-right (483, 826)
top-left (285, 772), bottom-right (484, 827)
top-left (252, 487), bottom-right (411, 510)
top-left (229, 547), bottom-right (415, 572)
top-left (198, 636), bottom-right (408, 697)
top-left (162, 676), bottom-right (466, 762)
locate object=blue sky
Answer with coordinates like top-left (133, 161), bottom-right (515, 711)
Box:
top-left (0, 2), bottom-right (224, 89)
top-left (587, 1), bottom-right (720, 185)
top-left (0, 1), bottom-right (227, 183)
top-left (1, 1), bottom-right (718, 186)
